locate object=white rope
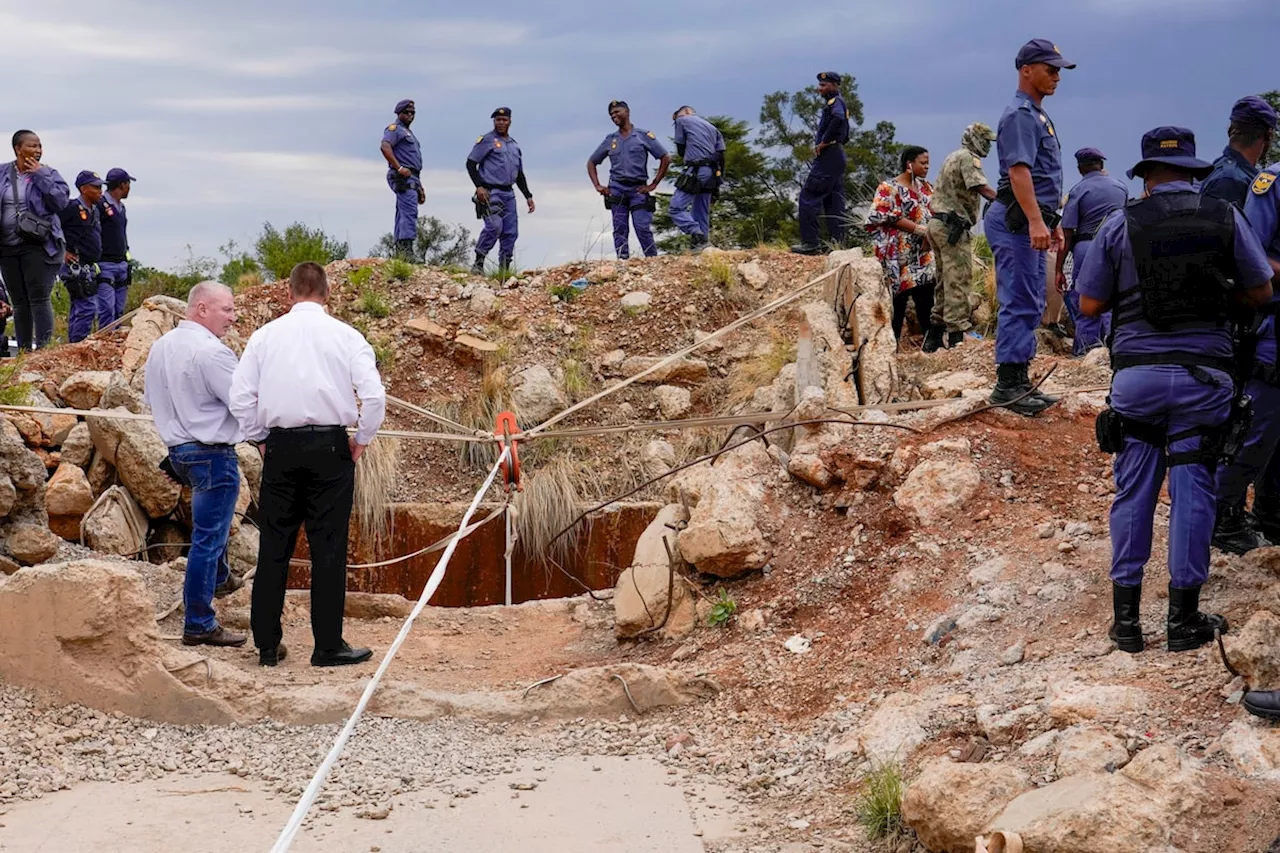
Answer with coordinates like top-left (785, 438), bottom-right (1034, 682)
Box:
top-left (268, 445), bottom-right (510, 853)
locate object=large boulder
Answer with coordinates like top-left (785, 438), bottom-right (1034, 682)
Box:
top-left (6, 523), bottom-right (60, 565)
top-left (902, 759), bottom-right (1034, 853)
top-left (45, 463), bottom-right (95, 541)
top-left (99, 371), bottom-right (147, 413)
top-left (121, 296), bottom-right (184, 377)
top-left (1048, 682), bottom-right (1151, 724)
top-left (59, 422), bottom-right (94, 468)
top-left (86, 408), bottom-right (180, 518)
top-left (1055, 726), bottom-right (1130, 776)
top-left (0, 424), bottom-right (48, 526)
top-left (614, 504), bottom-right (698, 639)
top-left (669, 442), bottom-right (771, 578)
top-left (894, 459), bottom-right (982, 525)
top-left (856, 692), bottom-right (933, 765)
top-left (0, 475), bottom-right (15, 517)
top-left (512, 365), bottom-right (568, 425)
top-left (1225, 611), bottom-right (1280, 689)
top-left (236, 442), bottom-right (263, 504)
top-left (228, 524), bottom-right (260, 577)
top-left (82, 485), bottom-right (148, 556)
top-left (1219, 720), bottom-right (1280, 779)
top-left (58, 371), bottom-right (114, 410)
top-left (825, 249), bottom-right (897, 404)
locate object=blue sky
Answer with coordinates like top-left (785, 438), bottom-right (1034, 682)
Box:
top-left (7, 0), bottom-right (1276, 271)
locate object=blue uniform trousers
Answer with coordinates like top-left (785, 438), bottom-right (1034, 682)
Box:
top-left (1064, 240), bottom-right (1110, 356)
top-left (1215, 376), bottom-right (1280, 509)
top-left (386, 171), bottom-right (419, 242)
top-left (169, 443), bottom-right (239, 635)
top-left (985, 201), bottom-right (1047, 365)
top-left (61, 264), bottom-right (115, 343)
top-left (609, 183), bottom-right (657, 259)
top-left (476, 188), bottom-right (519, 266)
top-left (98, 260), bottom-right (130, 321)
top-left (670, 166), bottom-right (713, 238)
top-left (1109, 365), bottom-right (1233, 588)
top-left (797, 148), bottom-right (846, 246)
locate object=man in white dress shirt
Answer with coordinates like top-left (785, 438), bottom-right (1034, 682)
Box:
top-left (230, 262), bottom-right (386, 667)
top-left (144, 281), bottom-right (247, 648)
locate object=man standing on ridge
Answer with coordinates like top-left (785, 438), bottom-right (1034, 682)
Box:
top-left (984, 39), bottom-right (1074, 416)
top-left (924, 122), bottom-right (998, 351)
top-left (380, 98), bottom-right (425, 259)
top-left (1201, 96), bottom-right (1277, 209)
top-left (668, 106), bottom-right (725, 253)
top-left (588, 101), bottom-right (671, 261)
top-left (97, 167), bottom-right (136, 323)
top-left (468, 108), bottom-right (534, 277)
top-left (791, 72), bottom-right (849, 256)
top-left (1056, 148), bottom-right (1129, 356)
top-left (57, 171), bottom-right (109, 343)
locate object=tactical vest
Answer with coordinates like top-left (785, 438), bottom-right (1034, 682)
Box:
top-left (1114, 191), bottom-right (1238, 334)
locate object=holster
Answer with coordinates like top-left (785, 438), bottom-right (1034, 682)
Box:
top-left (996, 187), bottom-right (1061, 234)
top-left (62, 264), bottom-right (96, 300)
top-left (640, 194), bottom-right (657, 213)
top-left (603, 195), bottom-right (621, 210)
top-left (936, 212), bottom-right (970, 246)
top-left (1095, 408), bottom-right (1126, 454)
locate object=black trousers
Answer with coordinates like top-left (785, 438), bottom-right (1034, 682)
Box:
top-left (251, 427), bottom-right (355, 653)
top-left (891, 281), bottom-right (937, 341)
top-left (0, 246), bottom-right (58, 351)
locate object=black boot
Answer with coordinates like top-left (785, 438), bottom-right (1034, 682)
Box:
top-left (470, 252), bottom-right (485, 275)
top-left (790, 242), bottom-right (822, 256)
top-left (1212, 504), bottom-right (1271, 555)
top-left (1253, 495), bottom-right (1280, 543)
top-left (1242, 689), bottom-right (1280, 721)
top-left (1167, 585), bottom-right (1228, 652)
top-left (1108, 582), bottom-right (1144, 653)
top-left (948, 331), bottom-right (965, 348)
top-left (989, 363), bottom-right (1053, 416)
top-left (689, 233), bottom-right (708, 253)
top-left (922, 325), bottom-right (945, 353)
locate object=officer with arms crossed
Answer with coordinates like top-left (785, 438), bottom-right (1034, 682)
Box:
top-left (380, 98), bottom-right (425, 259)
top-left (924, 122), bottom-right (998, 351)
top-left (985, 39), bottom-right (1074, 415)
top-left (1055, 148), bottom-right (1129, 356)
top-left (1200, 96), bottom-right (1277, 209)
top-left (791, 72), bottom-right (849, 256)
top-left (588, 101), bottom-right (671, 261)
top-left (467, 108), bottom-right (534, 277)
top-left (230, 262), bottom-right (386, 668)
top-left (1075, 127), bottom-right (1274, 655)
top-left (668, 106), bottom-right (725, 253)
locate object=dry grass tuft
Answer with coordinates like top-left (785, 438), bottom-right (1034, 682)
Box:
top-left (354, 436), bottom-right (400, 551)
top-left (513, 454), bottom-right (589, 567)
top-left (725, 332), bottom-right (796, 408)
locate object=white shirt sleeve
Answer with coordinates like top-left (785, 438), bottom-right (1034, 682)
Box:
top-left (350, 336), bottom-right (386, 446)
top-left (203, 345), bottom-right (239, 407)
top-left (229, 336), bottom-right (267, 441)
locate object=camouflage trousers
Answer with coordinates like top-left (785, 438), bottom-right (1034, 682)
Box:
top-left (926, 218), bottom-right (974, 333)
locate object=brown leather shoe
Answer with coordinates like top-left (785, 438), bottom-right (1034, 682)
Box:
top-left (182, 626), bottom-right (248, 647)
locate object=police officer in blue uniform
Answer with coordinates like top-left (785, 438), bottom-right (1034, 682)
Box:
top-left (1217, 162), bottom-right (1280, 555)
top-left (669, 106), bottom-right (725, 252)
top-left (588, 101), bottom-right (671, 260)
top-left (986, 39), bottom-right (1074, 416)
top-left (467, 108), bottom-right (534, 276)
top-left (791, 72), bottom-right (849, 256)
top-left (380, 98), bottom-right (425, 259)
top-left (1200, 96), bottom-right (1277, 209)
top-left (1075, 127), bottom-right (1274, 654)
top-left (98, 167), bottom-right (135, 323)
top-left (1055, 148), bottom-right (1129, 356)
top-left (57, 171), bottom-right (109, 343)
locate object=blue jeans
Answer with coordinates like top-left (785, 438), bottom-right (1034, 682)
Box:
top-left (169, 443), bottom-right (239, 635)
top-left (1109, 365), bottom-right (1232, 588)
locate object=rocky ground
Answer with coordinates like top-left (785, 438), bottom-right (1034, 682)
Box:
top-left (2, 249), bottom-right (1280, 852)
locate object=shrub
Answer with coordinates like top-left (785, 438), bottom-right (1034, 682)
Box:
top-left (348, 267), bottom-right (374, 289)
top-left (853, 762), bottom-right (907, 843)
top-left (384, 258), bottom-right (414, 282)
top-left (357, 287), bottom-right (391, 319)
top-left (561, 358), bottom-right (590, 401)
top-left (254, 222), bottom-right (348, 281)
top-left (707, 588), bottom-right (737, 627)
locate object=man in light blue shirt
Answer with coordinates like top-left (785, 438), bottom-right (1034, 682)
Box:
top-left (144, 280), bottom-right (246, 649)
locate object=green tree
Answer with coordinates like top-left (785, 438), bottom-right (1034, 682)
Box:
top-left (217, 239), bottom-right (261, 287)
top-left (653, 116), bottom-right (795, 251)
top-left (757, 74), bottom-right (901, 245)
top-left (1262, 90), bottom-right (1280, 166)
top-left (370, 216), bottom-right (476, 267)
top-left (253, 222), bottom-right (349, 281)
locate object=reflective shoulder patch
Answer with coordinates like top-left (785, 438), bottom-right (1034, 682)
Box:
top-left (476, 136), bottom-right (485, 144)
top-left (826, 98), bottom-right (835, 105)
top-left (387, 124), bottom-right (397, 131)
top-left (646, 131), bottom-right (655, 139)
top-left (1252, 172), bottom-right (1276, 195)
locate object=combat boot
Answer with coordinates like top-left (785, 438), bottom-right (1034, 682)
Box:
top-left (1212, 505), bottom-right (1271, 555)
top-left (1167, 585), bottom-right (1228, 652)
top-left (1242, 689), bottom-right (1280, 721)
top-left (947, 331), bottom-right (965, 348)
top-left (1021, 363), bottom-right (1060, 406)
top-left (1108, 582), bottom-right (1144, 653)
top-left (1252, 495), bottom-right (1280, 543)
top-left (689, 233), bottom-right (708, 254)
top-left (922, 325), bottom-right (945, 353)
top-left (470, 253), bottom-right (485, 275)
top-left (790, 243), bottom-right (822, 256)
top-left (989, 363), bottom-right (1053, 416)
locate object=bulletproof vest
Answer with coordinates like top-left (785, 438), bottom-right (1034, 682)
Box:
top-left (1114, 191), bottom-right (1238, 333)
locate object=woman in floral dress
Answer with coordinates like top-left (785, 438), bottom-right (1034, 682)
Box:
top-left (867, 146), bottom-right (936, 344)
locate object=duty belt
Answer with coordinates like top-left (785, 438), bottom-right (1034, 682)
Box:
top-left (613, 178), bottom-right (646, 187)
top-left (483, 183), bottom-right (513, 191)
top-left (1110, 351), bottom-right (1235, 374)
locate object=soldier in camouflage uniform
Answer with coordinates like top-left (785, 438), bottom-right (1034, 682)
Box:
top-left (923, 123), bottom-right (999, 350)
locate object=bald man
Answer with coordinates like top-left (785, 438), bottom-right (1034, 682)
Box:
top-left (145, 281), bottom-right (247, 648)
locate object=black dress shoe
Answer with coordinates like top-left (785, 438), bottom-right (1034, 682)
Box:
top-left (214, 574), bottom-right (245, 598)
top-left (259, 643), bottom-right (288, 667)
top-left (1242, 690), bottom-right (1280, 721)
top-left (789, 243), bottom-right (822, 256)
top-left (311, 641), bottom-right (374, 668)
top-left (182, 625), bottom-right (248, 647)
